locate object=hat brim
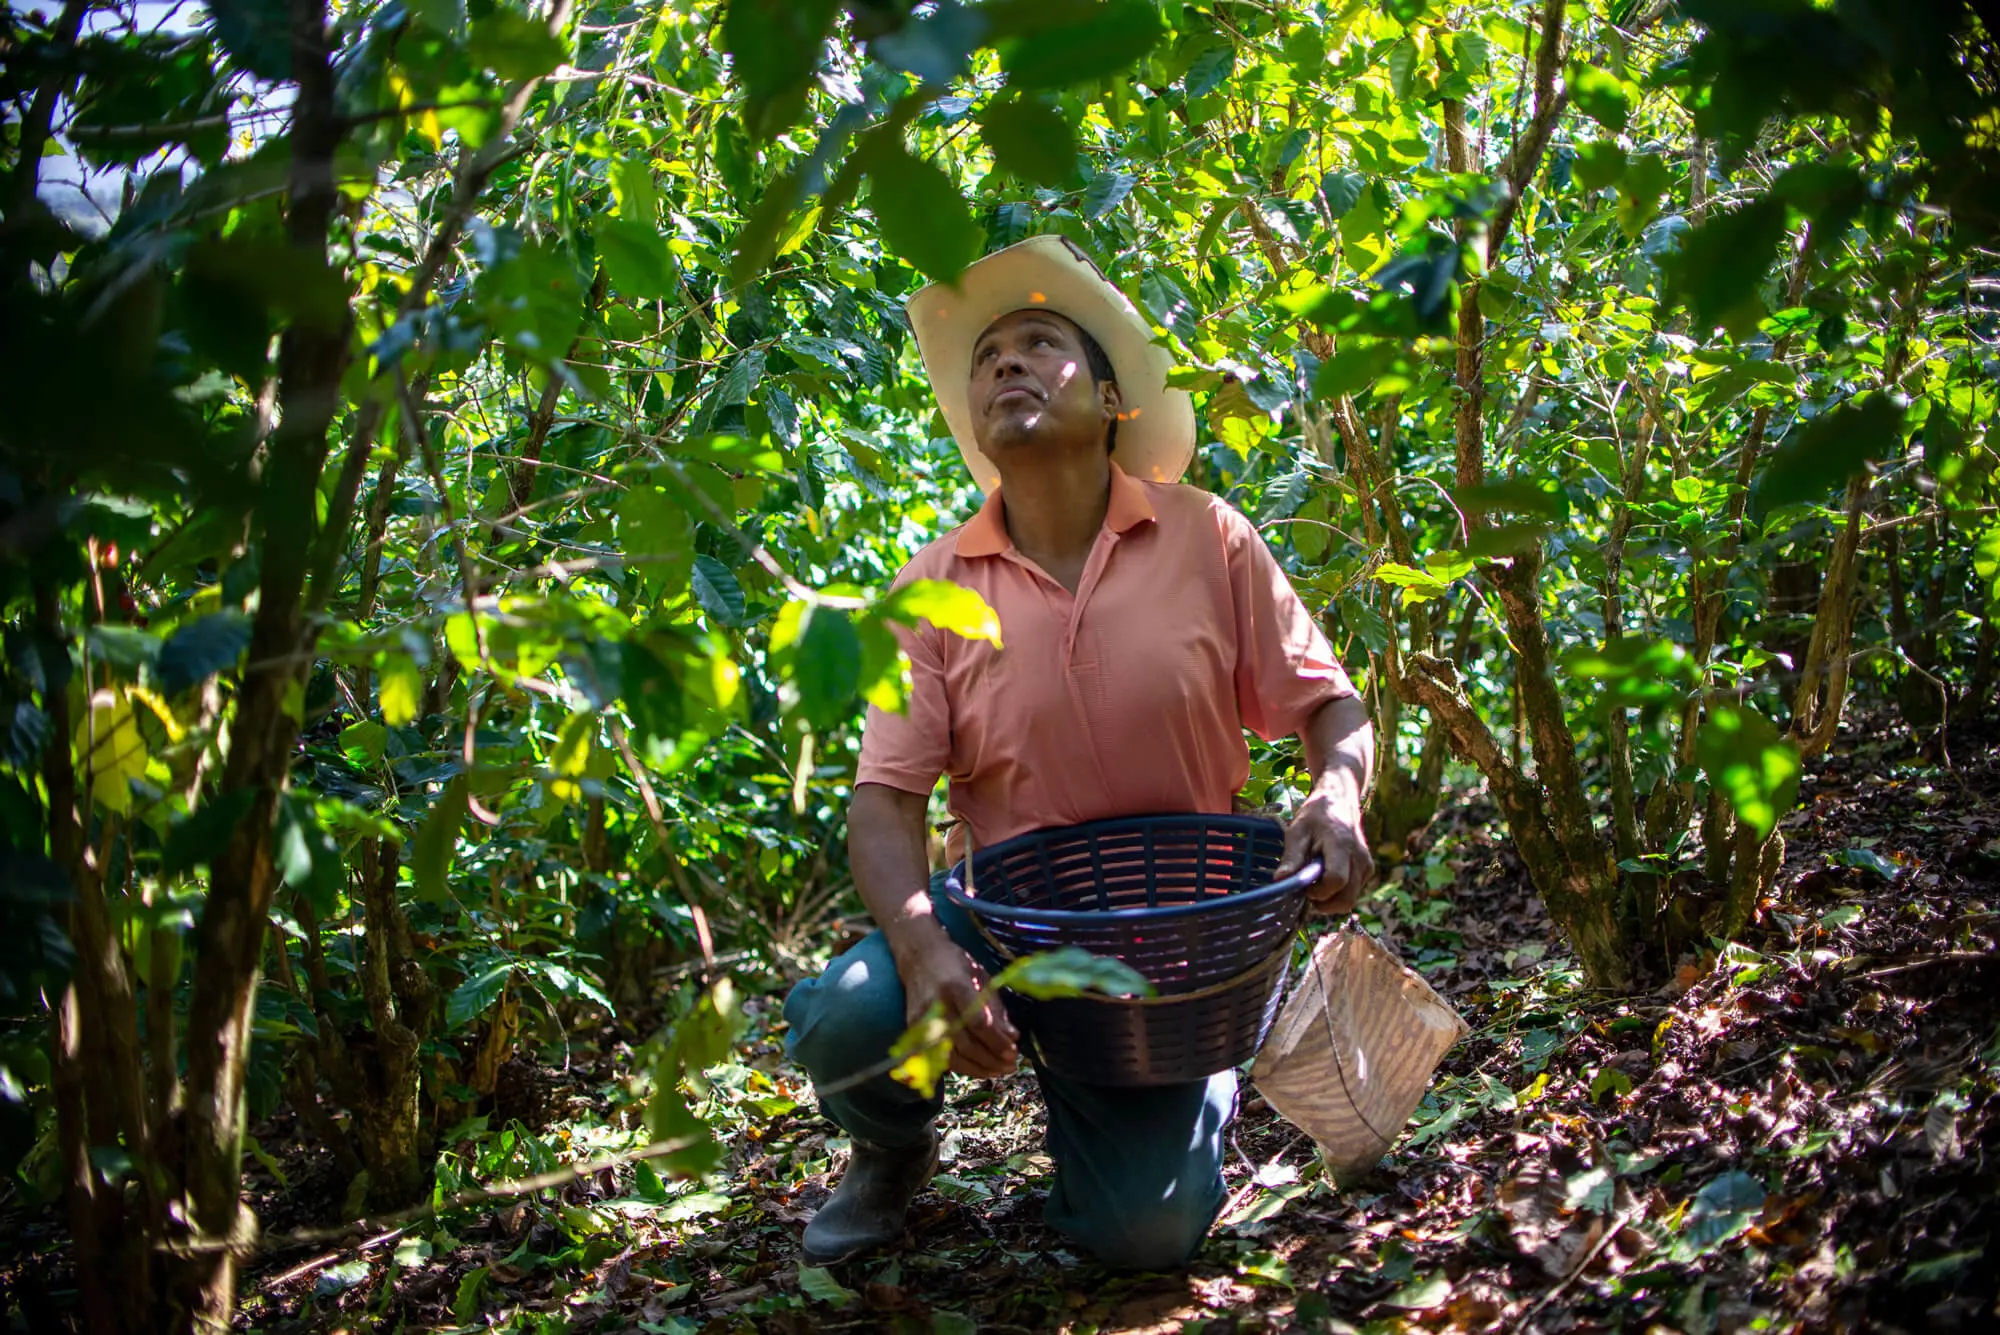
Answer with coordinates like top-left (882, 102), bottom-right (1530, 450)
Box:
top-left (905, 235), bottom-right (1196, 493)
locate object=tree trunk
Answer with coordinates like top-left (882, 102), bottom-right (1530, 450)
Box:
top-left (164, 2), bottom-right (348, 1325)
top-left (1395, 651), bottom-right (1631, 989)
top-left (351, 841), bottom-right (436, 1208)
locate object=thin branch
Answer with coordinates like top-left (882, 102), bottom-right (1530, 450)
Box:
top-left (3, 0), bottom-right (91, 223)
top-left (178, 1133), bottom-right (709, 1258)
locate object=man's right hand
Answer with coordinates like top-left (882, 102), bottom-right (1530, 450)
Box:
top-left (896, 933), bottom-right (1019, 1079)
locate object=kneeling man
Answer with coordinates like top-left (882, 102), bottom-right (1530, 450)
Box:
top-left (785, 236), bottom-right (1374, 1270)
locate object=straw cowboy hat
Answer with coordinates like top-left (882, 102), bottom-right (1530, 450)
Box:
top-left (905, 235), bottom-right (1198, 492)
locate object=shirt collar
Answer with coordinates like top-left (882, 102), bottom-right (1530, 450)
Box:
top-left (954, 461), bottom-right (1157, 559)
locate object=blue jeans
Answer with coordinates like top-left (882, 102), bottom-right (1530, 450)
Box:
top-left (783, 873), bottom-right (1236, 1270)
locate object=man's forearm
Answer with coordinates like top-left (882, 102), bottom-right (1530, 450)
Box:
top-left (847, 782), bottom-right (953, 967)
top-left (1301, 693), bottom-right (1374, 801)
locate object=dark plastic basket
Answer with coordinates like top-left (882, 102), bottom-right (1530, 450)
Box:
top-left (942, 814), bottom-right (1315, 1087)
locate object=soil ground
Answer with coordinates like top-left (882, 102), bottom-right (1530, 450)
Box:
top-left (3, 714), bottom-right (1995, 1333)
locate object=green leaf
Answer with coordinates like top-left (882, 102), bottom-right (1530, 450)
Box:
top-left (789, 604), bottom-right (863, 728)
top-left (412, 776), bottom-right (470, 903)
top-left (1082, 168), bottom-right (1136, 219)
top-left (980, 97), bottom-right (1077, 187)
top-left (1560, 637), bottom-right (1694, 682)
top-left (1320, 171), bottom-right (1366, 219)
top-left (856, 615), bottom-right (908, 715)
top-left (1337, 596), bottom-right (1391, 654)
top-left (477, 234), bottom-right (585, 359)
top-left (887, 1001), bottom-right (954, 1098)
top-left (547, 710), bottom-right (595, 800)
top-left (629, 1161), bottom-right (671, 1205)
top-left (1423, 551), bottom-right (1475, 583)
top-left (1381, 0), bottom-right (1430, 22)
top-left (642, 1084), bottom-right (723, 1178)
top-left (610, 158), bottom-right (658, 225)
top-left (1906, 1251), bottom-right (1982, 1285)
top-left (446, 959), bottom-right (513, 1030)
top-left (1569, 64), bottom-right (1629, 132)
top-left (1572, 139), bottom-right (1627, 192)
top-left (1617, 153), bottom-right (1673, 236)
top-left (1449, 28), bottom-right (1489, 73)
top-left (1696, 705), bottom-right (1800, 842)
top-left (1974, 520), bottom-right (2000, 604)
top-left (340, 720), bottom-right (388, 768)
top-left (671, 978), bottom-right (746, 1072)
top-left (868, 2), bottom-right (985, 82)
top-left (714, 115), bottom-right (753, 200)
top-left (991, 947), bottom-right (1154, 1000)
top-left (155, 611), bottom-right (251, 696)
top-left (730, 164), bottom-right (814, 285)
top-left (207, 0), bottom-right (291, 81)
top-left (1371, 562), bottom-right (1450, 597)
top-left (379, 653), bottom-right (424, 728)
top-left (798, 1265), bottom-right (858, 1309)
top-left (1139, 270), bottom-right (1200, 343)
top-left (595, 217), bottom-right (678, 300)
top-left (722, 0), bottom-right (840, 139)
top-left (1382, 1273), bottom-right (1450, 1310)
top-left (453, 1268), bottom-right (488, 1325)
top-left (1453, 477), bottom-right (1566, 522)
top-left (1829, 846), bottom-right (1898, 880)
top-left (1669, 195), bottom-right (1787, 330)
top-left (1387, 39), bottom-right (1418, 99)
top-left (691, 556), bottom-right (747, 628)
top-left (617, 479), bottom-right (696, 597)
top-left (661, 1188), bottom-right (732, 1221)
top-left (1755, 394), bottom-right (1904, 512)
top-left (1589, 1067), bottom-right (1634, 1102)
top-left (1923, 399), bottom-right (1967, 469)
top-left (879, 579), bottom-right (1003, 646)
top-left (1185, 45), bottom-right (1234, 97)
top-left (274, 794), bottom-right (344, 916)
top-left (163, 789), bottom-right (259, 877)
top-left (1680, 1170), bottom-right (1766, 1254)
top-left (1312, 340), bottom-right (1400, 399)
top-left (993, 0), bottom-right (1164, 90)
top-left (468, 7), bottom-right (567, 82)
top-left (313, 1258), bottom-right (372, 1298)
top-left (86, 624), bottom-right (161, 674)
top-left (620, 635), bottom-right (689, 755)
top-left (866, 146), bottom-right (982, 282)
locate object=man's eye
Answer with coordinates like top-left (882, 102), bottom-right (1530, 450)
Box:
top-left (1033, 335), bottom-right (1055, 347)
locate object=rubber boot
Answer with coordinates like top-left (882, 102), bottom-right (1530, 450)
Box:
top-left (800, 1129), bottom-right (940, 1265)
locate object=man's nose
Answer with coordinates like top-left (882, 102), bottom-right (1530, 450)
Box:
top-left (992, 345), bottom-right (1031, 378)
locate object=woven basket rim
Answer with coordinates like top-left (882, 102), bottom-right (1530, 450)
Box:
top-left (942, 812), bottom-right (1307, 928)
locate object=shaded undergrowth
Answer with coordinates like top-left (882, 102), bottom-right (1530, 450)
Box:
top-left (5, 718), bottom-right (1996, 1334)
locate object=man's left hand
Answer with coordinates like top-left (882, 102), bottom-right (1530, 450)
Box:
top-left (1275, 788), bottom-right (1374, 915)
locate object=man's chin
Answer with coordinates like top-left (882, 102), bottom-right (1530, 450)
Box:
top-left (977, 418), bottom-right (1044, 454)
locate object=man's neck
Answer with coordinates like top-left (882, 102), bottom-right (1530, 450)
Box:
top-left (994, 452), bottom-right (1113, 578)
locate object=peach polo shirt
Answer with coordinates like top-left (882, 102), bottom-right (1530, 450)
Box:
top-left (856, 463), bottom-right (1356, 856)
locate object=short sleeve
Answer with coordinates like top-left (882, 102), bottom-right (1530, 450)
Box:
top-left (1221, 503), bottom-right (1356, 740)
top-left (855, 612), bottom-right (952, 796)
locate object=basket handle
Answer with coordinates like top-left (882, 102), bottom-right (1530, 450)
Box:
top-left (1260, 858), bottom-right (1323, 902)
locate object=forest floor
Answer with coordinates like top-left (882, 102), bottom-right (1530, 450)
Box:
top-left (6, 714), bottom-right (1998, 1334)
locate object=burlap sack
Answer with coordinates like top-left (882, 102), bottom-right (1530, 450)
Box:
top-left (1251, 929), bottom-right (1468, 1178)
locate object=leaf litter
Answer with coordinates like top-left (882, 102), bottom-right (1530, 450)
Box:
top-left (7, 717), bottom-right (1986, 1333)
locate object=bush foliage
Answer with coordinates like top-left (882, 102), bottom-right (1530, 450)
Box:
top-left (0, 0), bottom-right (1994, 1326)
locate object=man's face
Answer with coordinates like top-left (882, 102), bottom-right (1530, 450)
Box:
top-left (968, 309), bottom-right (1119, 458)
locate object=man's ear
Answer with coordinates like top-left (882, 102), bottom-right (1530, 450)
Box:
top-left (1099, 378), bottom-right (1123, 422)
